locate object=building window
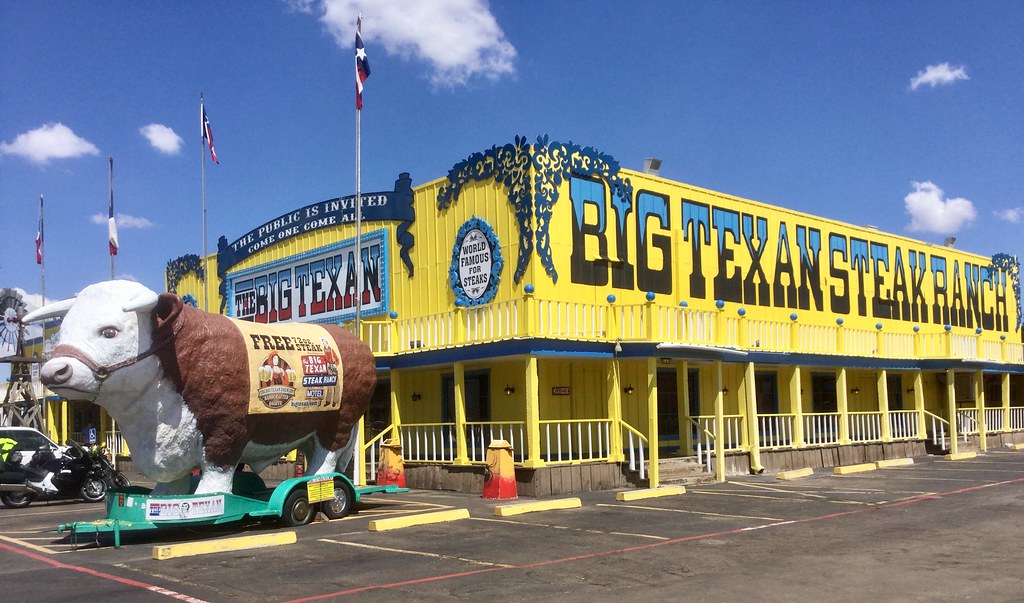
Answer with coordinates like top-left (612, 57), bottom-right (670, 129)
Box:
top-left (441, 371), bottom-right (491, 423)
top-left (812, 373), bottom-right (837, 413)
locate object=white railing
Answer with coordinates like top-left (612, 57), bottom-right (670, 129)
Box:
top-left (540, 419), bottom-right (611, 463)
top-left (747, 319), bottom-right (790, 351)
top-left (758, 414), bottom-right (794, 448)
top-left (104, 431), bottom-right (128, 457)
top-left (464, 300), bottom-right (520, 343)
top-left (465, 421), bottom-right (526, 463)
top-left (888, 410), bottom-right (919, 440)
top-left (985, 408), bottom-right (1005, 433)
top-left (399, 423), bottom-right (456, 462)
top-left (1011, 407), bottom-right (1024, 430)
top-left (622, 422), bottom-right (647, 480)
top-left (926, 412), bottom-right (948, 447)
top-left (797, 324), bottom-right (838, 355)
top-left (615, 305), bottom-right (647, 341)
top-left (951, 335), bottom-right (977, 359)
top-left (657, 306), bottom-right (715, 345)
top-left (360, 320), bottom-right (391, 354)
top-left (692, 415), bottom-right (744, 473)
top-left (957, 409), bottom-right (979, 439)
top-left (804, 413), bottom-right (840, 445)
top-left (848, 411), bottom-right (882, 442)
top-left (397, 312), bottom-right (454, 352)
top-left (536, 300), bottom-right (606, 339)
top-left (844, 329), bottom-right (876, 356)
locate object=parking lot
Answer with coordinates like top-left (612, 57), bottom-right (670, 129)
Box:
top-left (3, 450), bottom-right (1024, 602)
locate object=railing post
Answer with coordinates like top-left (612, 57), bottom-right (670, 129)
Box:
top-left (678, 361), bottom-right (692, 455)
top-left (878, 369), bottom-right (892, 442)
top-left (523, 356), bottom-right (545, 468)
top-left (913, 325), bottom-right (922, 358)
top-left (875, 322), bottom-right (885, 357)
top-left (388, 311), bottom-right (399, 354)
top-left (1003, 373), bottom-right (1012, 435)
top-left (737, 308), bottom-right (748, 349)
top-left (453, 361), bottom-right (469, 465)
top-left (976, 328), bottom-right (984, 359)
top-left (714, 300), bottom-right (726, 347)
top-left (521, 284), bottom-right (535, 337)
top-left (789, 313), bottom-right (800, 353)
top-left (836, 318), bottom-right (846, 355)
top-left (608, 294), bottom-right (620, 341)
top-left (743, 361), bottom-right (763, 473)
top-left (790, 365), bottom-right (805, 447)
top-left (913, 371), bottom-right (926, 440)
top-left (454, 303), bottom-right (466, 346)
top-left (943, 325), bottom-right (953, 357)
top-left (714, 360), bottom-right (726, 483)
top-left (946, 368), bottom-right (959, 455)
top-left (975, 370), bottom-right (987, 451)
top-left (644, 292), bottom-right (656, 342)
top-left (837, 368), bottom-right (851, 444)
top-left (646, 357), bottom-right (660, 488)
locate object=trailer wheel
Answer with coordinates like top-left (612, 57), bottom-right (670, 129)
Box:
top-left (282, 489), bottom-right (315, 526)
top-left (320, 478), bottom-right (355, 520)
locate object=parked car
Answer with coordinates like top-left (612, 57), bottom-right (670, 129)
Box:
top-left (0, 427), bottom-right (65, 466)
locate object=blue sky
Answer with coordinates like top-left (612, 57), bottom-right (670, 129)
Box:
top-left (3, 1), bottom-right (1023, 321)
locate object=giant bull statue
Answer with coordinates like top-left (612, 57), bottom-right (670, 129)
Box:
top-left (23, 280), bottom-right (375, 495)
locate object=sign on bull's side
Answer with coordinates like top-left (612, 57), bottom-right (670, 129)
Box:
top-left (227, 230), bottom-right (388, 324)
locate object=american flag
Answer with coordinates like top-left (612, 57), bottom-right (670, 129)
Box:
top-left (201, 99), bottom-right (219, 164)
top-left (355, 17), bottom-right (370, 110)
top-left (35, 195), bottom-right (43, 265)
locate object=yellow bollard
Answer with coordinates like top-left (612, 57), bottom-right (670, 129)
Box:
top-left (376, 438), bottom-right (406, 488)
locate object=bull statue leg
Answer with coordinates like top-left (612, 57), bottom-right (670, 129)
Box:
top-left (305, 425), bottom-right (359, 475)
top-left (152, 475), bottom-right (193, 496)
top-left (194, 456), bottom-right (236, 495)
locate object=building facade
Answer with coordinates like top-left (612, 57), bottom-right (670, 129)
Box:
top-left (158, 136), bottom-right (1023, 495)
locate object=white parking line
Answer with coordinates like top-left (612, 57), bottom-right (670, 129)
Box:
top-left (319, 537), bottom-right (512, 567)
top-left (599, 503), bottom-right (782, 522)
top-left (471, 516), bottom-right (669, 540)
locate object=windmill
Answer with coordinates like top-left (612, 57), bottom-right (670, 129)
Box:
top-left (0, 288), bottom-right (46, 430)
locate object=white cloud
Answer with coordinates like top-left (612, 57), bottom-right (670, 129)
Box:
top-left (140, 123), bottom-right (183, 154)
top-left (90, 213), bottom-right (155, 228)
top-left (994, 207), bottom-right (1024, 224)
top-left (0, 123), bottom-right (100, 164)
top-left (307, 0), bottom-right (516, 88)
top-left (910, 63), bottom-right (969, 91)
top-left (904, 181), bottom-right (976, 234)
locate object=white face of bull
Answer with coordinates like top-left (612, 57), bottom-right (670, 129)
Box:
top-left (25, 280), bottom-right (161, 403)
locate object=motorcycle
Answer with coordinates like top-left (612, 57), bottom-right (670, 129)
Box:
top-left (0, 439), bottom-right (130, 509)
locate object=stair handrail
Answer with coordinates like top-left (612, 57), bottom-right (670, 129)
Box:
top-left (688, 417), bottom-right (717, 472)
top-left (922, 410), bottom-right (950, 448)
top-left (621, 420), bottom-right (648, 480)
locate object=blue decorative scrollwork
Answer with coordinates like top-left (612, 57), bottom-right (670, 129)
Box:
top-left (166, 254), bottom-right (204, 294)
top-left (991, 253), bottom-right (1022, 331)
top-left (438, 135), bottom-right (632, 284)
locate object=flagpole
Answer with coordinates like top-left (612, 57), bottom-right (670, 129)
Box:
top-left (354, 17), bottom-right (364, 337)
top-left (39, 195), bottom-right (45, 307)
top-left (201, 93), bottom-right (209, 312)
top-left (109, 156), bottom-right (115, 280)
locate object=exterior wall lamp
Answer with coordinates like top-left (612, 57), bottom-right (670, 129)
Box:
top-left (624, 385), bottom-right (635, 395)
top-left (851, 387), bottom-right (860, 395)
top-left (504, 385), bottom-right (515, 396)
top-left (411, 392), bottom-right (422, 401)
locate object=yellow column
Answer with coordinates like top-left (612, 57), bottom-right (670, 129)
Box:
top-left (714, 360), bottom-right (725, 483)
top-left (975, 370), bottom-right (987, 451)
top-left (1002, 373), bottom-right (1011, 435)
top-left (453, 361), bottom-right (468, 465)
top-left (913, 371), bottom-right (926, 440)
top-left (60, 400), bottom-right (68, 445)
top-left (646, 357), bottom-right (660, 488)
top-left (678, 361), bottom-right (691, 454)
top-left (878, 370), bottom-right (891, 442)
top-left (946, 368), bottom-right (958, 455)
top-left (523, 356), bottom-right (545, 468)
top-left (837, 368), bottom-right (850, 444)
top-left (355, 416), bottom-right (366, 486)
top-left (743, 361), bottom-right (763, 473)
top-left (790, 366), bottom-right (805, 447)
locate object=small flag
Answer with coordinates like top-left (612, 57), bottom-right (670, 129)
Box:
top-left (36, 195), bottom-right (43, 265)
top-left (108, 190), bottom-right (118, 257)
top-left (355, 17), bottom-right (370, 110)
top-left (201, 99), bottom-right (219, 164)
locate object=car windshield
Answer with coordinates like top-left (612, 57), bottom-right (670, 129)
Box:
top-left (0, 430), bottom-right (54, 451)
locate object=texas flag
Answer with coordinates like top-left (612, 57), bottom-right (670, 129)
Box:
top-left (201, 99), bottom-right (219, 164)
top-left (108, 195), bottom-right (119, 256)
top-left (35, 196), bottom-right (43, 265)
top-left (355, 17), bottom-right (370, 110)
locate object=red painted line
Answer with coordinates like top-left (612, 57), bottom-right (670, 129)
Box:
top-left (281, 475), bottom-right (1024, 602)
top-left (0, 541), bottom-right (210, 603)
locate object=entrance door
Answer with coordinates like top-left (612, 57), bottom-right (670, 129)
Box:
top-left (754, 372), bottom-right (779, 415)
top-left (442, 371), bottom-right (491, 423)
top-left (657, 369), bottom-right (678, 451)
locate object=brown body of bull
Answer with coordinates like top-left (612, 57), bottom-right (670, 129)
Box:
top-left (152, 293), bottom-right (375, 470)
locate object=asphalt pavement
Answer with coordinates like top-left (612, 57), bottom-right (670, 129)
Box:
top-left (3, 450), bottom-right (1024, 602)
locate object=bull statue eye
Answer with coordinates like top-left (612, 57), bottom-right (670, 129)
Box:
top-left (100, 327), bottom-right (119, 339)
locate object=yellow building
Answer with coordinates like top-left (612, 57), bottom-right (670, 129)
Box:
top-left (165, 136), bottom-right (1024, 495)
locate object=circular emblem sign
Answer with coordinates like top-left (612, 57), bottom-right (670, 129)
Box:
top-left (450, 217), bottom-right (502, 306)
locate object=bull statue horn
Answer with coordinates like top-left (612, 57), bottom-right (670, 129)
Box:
top-left (22, 297), bottom-right (76, 323)
top-left (122, 290), bottom-right (160, 314)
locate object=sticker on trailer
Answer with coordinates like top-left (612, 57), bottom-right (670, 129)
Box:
top-left (146, 496), bottom-right (226, 521)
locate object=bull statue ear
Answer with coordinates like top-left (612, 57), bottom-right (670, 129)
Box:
top-left (122, 290), bottom-right (160, 314)
top-left (152, 293), bottom-right (184, 333)
top-left (22, 297), bottom-right (76, 323)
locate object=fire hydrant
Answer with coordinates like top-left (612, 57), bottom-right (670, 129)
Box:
top-left (482, 440), bottom-right (517, 500)
top-left (376, 438), bottom-right (407, 488)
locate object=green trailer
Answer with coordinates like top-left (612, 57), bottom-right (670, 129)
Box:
top-left (58, 471), bottom-right (406, 547)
